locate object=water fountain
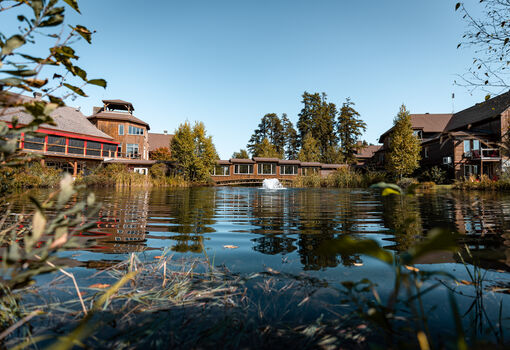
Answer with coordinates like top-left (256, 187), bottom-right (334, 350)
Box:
top-left (261, 178), bottom-right (285, 189)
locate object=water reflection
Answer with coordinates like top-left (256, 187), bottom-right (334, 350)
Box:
top-left (12, 187), bottom-right (510, 272)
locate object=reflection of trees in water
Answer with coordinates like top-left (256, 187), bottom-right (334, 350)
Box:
top-left (150, 188), bottom-right (216, 253)
top-left (381, 195), bottom-right (423, 252)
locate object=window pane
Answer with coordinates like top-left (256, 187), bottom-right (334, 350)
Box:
top-left (119, 125), bottom-right (124, 135)
top-left (473, 139), bottom-right (480, 150)
top-left (47, 135), bottom-right (65, 153)
top-left (464, 140), bottom-right (471, 153)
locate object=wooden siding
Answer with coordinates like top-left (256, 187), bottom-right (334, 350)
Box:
top-left (92, 120), bottom-right (149, 160)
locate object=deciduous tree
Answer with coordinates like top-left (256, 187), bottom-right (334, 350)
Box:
top-left (150, 147), bottom-right (172, 161)
top-left (171, 122), bottom-right (218, 181)
top-left (386, 105), bottom-right (421, 178)
top-left (338, 98), bottom-right (366, 164)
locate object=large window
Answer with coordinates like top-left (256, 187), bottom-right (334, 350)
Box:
top-left (87, 141), bottom-right (101, 156)
top-left (213, 165), bottom-right (230, 176)
top-left (280, 165), bottom-right (298, 175)
top-left (303, 167), bottom-right (319, 176)
top-left (47, 135), bottom-right (65, 153)
top-left (128, 125), bottom-right (144, 135)
top-left (257, 163), bottom-right (276, 175)
top-left (23, 134), bottom-right (45, 150)
top-left (118, 124), bottom-right (124, 135)
top-left (102, 143), bottom-right (117, 157)
top-left (68, 138), bottom-right (84, 155)
top-left (234, 164), bottom-right (253, 174)
top-left (464, 164), bottom-right (479, 177)
top-left (126, 143), bottom-right (139, 158)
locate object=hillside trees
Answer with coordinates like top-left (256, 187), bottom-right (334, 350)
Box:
top-left (386, 105), bottom-right (421, 178)
top-left (171, 122), bottom-right (218, 181)
top-left (338, 98), bottom-right (367, 164)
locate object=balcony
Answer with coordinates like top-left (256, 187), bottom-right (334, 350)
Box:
top-left (467, 148), bottom-right (501, 161)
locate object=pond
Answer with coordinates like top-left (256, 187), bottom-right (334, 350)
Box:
top-left (7, 185), bottom-right (510, 345)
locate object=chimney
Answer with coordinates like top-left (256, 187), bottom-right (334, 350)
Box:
top-left (33, 92), bottom-right (42, 100)
top-left (92, 106), bottom-right (101, 115)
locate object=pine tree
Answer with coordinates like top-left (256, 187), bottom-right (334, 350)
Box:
top-left (386, 105), bottom-right (421, 178)
top-left (297, 92), bottom-right (338, 162)
top-left (298, 133), bottom-right (321, 162)
top-left (247, 114), bottom-right (285, 157)
top-left (338, 98), bottom-right (367, 164)
top-left (252, 138), bottom-right (280, 158)
top-left (232, 149), bottom-right (250, 159)
top-left (171, 121), bottom-right (218, 181)
top-left (281, 113), bottom-right (299, 160)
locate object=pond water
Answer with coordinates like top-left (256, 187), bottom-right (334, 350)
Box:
top-left (8, 185), bottom-right (510, 340)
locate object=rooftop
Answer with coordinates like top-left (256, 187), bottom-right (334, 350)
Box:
top-left (148, 132), bottom-right (173, 152)
top-left (379, 113), bottom-right (453, 142)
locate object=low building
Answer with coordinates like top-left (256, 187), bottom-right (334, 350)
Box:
top-left (355, 144), bottom-right (382, 167)
top-left (1, 94), bottom-right (119, 176)
top-left (148, 131), bottom-right (173, 159)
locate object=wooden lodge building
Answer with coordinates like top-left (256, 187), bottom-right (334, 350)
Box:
top-left (375, 91), bottom-right (510, 179)
top-left (1, 94), bottom-right (155, 175)
top-left (211, 157), bottom-right (346, 185)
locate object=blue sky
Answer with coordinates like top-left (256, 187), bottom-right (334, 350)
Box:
top-left (6, 0), bottom-right (491, 158)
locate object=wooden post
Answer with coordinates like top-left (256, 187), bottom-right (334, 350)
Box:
top-left (84, 141), bottom-right (87, 156)
top-left (65, 138), bottom-right (69, 154)
top-left (20, 132), bottom-right (24, 149)
top-left (73, 161), bottom-right (77, 176)
top-left (44, 135), bottom-right (48, 152)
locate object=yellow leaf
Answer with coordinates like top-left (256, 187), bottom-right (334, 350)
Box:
top-left (223, 245), bottom-right (239, 249)
top-left (405, 265), bottom-right (419, 272)
top-left (88, 283), bottom-right (111, 289)
top-left (382, 188), bottom-right (401, 196)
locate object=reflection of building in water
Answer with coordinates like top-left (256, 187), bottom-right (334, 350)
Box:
top-left (86, 189), bottom-right (150, 253)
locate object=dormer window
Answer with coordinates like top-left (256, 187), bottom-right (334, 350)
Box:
top-left (413, 130), bottom-right (423, 139)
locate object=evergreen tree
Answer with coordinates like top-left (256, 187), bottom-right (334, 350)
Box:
top-left (297, 92), bottom-right (338, 162)
top-left (281, 114), bottom-right (299, 160)
top-left (338, 98), bottom-right (367, 164)
top-left (252, 138), bottom-right (280, 158)
top-left (171, 121), bottom-right (218, 181)
top-left (322, 145), bottom-right (344, 164)
top-left (247, 113), bottom-right (285, 157)
top-left (298, 133), bottom-right (321, 162)
top-left (232, 149), bottom-right (250, 159)
top-left (386, 105), bottom-right (421, 178)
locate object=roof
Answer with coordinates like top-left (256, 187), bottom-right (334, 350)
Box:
top-left (321, 164), bottom-right (346, 169)
top-left (104, 159), bottom-right (156, 165)
top-left (278, 159), bottom-right (301, 165)
top-left (252, 157), bottom-right (280, 162)
top-left (88, 111), bottom-right (150, 129)
top-left (102, 99), bottom-right (134, 111)
top-left (216, 160), bottom-right (231, 165)
top-left (300, 162), bottom-right (322, 167)
top-left (148, 133), bottom-right (173, 152)
top-left (378, 114), bottom-right (453, 142)
top-left (355, 145), bottom-right (382, 159)
top-left (229, 158), bottom-right (255, 164)
top-left (1, 105), bottom-right (114, 141)
top-left (446, 90), bottom-right (510, 131)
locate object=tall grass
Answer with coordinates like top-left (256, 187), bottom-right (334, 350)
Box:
top-left (453, 174), bottom-right (510, 191)
top-left (0, 162), bottom-right (62, 192)
top-left (292, 168), bottom-right (387, 188)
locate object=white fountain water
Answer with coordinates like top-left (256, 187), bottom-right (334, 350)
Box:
top-left (262, 178), bottom-right (285, 189)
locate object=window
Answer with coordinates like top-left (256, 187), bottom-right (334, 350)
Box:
top-left (128, 125), bottom-right (144, 135)
top-left (126, 143), bottom-right (139, 158)
top-left (118, 124), bottom-right (124, 135)
top-left (257, 163), bottom-right (276, 175)
top-left (87, 141), bottom-right (101, 156)
top-left (473, 139), bottom-right (480, 151)
top-left (303, 167), bottom-right (319, 176)
top-left (47, 135), bottom-right (65, 153)
top-left (464, 164), bottom-right (479, 177)
top-left (280, 165), bottom-right (298, 175)
top-left (413, 130), bottom-right (423, 139)
top-left (213, 165), bottom-right (230, 176)
top-left (68, 138), bottom-right (84, 155)
top-left (23, 134), bottom-right (45, 150)
top-left (234, 164), bottom-right (253, 174)
top-left (117, 144), bottom-right (122, 155)
top-left (464, 140), bottom-right (471, 154)
top-left (103, 143), bottom-right (117, 157)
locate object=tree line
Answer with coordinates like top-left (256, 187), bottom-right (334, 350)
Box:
top-left (236, 92), bottom-right (368, 164)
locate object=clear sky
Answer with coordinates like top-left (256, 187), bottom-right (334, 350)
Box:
top-left (15, 0), bottom-right (493, 158)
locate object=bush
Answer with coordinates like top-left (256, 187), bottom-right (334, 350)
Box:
top-left (0, 162), bottom-right (62, 191)
top-left (396, 177), bottom-right (418, 190)
top-left (419, 166), bottom-right (448, 184)
top-left (292, 168), bottom-right (387, 188)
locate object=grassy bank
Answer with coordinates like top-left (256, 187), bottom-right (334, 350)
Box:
top-left (292, 168), bottom-right (387, 188)
top-left (453, 174), bottom-right (510, 191)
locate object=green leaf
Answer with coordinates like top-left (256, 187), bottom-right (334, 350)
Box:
top-left (57, 173), bottom-right (76, 209)
top-left (71, 25), bottom-right (92, 44)
top-left (70, 65), bottom-right (87, 81)
top-left (40, 14), bottom-right (64, 27)
top-left (51, 46), bottom-right (77, 59)
top-left (402, 229), bottom-right (458, 265)
top-left (382, 187), bottom-right (401, 196)
top-left (1, 69), bottom-right (37, 77)
top-left (370, 182), bottom-right (403, 195)
top-left (63, 83), bottom-right (87, 97)
top-left (31, 0), bottom-right (44, 20)
top-left (87, 79), bottom-right (107, 88)
top-left (63, 0), bottom-right (81, 13)
top-left (455, 3), bottom-right (461, 11)
top-left (1, 35), bottom-right (26, 55)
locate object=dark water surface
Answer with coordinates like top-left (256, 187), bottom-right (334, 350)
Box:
top-left (10, 186), bottom-right (510, 337)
